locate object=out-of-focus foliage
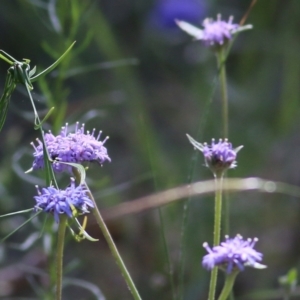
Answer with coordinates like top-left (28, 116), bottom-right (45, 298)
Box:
top-left (1, 0), bottom-right (300, 299)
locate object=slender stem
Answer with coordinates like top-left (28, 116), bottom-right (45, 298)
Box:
top-left (25, 84), bottom-right (58, 188)
top-left (56, 215), bottom-right (67, 300)
top-left (208, 267), bottom-right (218, 300)
top-left (208, 174), bottom-right (224, 300)
top-left (217, 271), bottom-right (239, 300)
top-left (80, 179), bottom-right (141, 300)
top-left (216, 49), bottom-right (229, 139)
top-left (91, 191), bottom-right (141, 300)
top-left (216, 49), bottom-right (230, 237)
top-left (213, 175), bottom-right (223, 246)
top-left (0, 52), bottom-right (13, 65)
top-left (178, 63), bottom-right (218, 300)
top-left (25, 78), bottom-right (61, 297)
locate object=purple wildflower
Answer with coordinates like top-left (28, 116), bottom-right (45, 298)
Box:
top-left (31, 122), bottom-right (111, 173)
top-left (34, 178), bottom-right (93, 223)
top-left (176, 14), bottom-right (252, 49)
top-left (187, 134), bottom-right (242, 175)
top-left (202, 235), bottom-right (266, 274)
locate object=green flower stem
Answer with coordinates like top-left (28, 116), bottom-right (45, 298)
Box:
top-left (56, 215), bottom-right (68, 300)
top-left (209, 267), bottom-right (218, 300)
top-left (216, 48), bottom-right (229, 139)
top-left (90, 191), bottom-right (142, 299)
top-left (84, 183), bottom-right (142, 300)
top-left (25, 84), bottom-right (58, 187)
top-left (217, 271), bottom-right (239, 300)
top-left (208, 174), bottom-right (224, 300)
top-left (216, 48), bottom-right (230, 236)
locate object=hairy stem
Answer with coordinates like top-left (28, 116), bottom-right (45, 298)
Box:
top-left (217, 271), bottom-right (238, 300)
top-left (208, 174), bottom-right (224, 300)
top-left (217, 49), bottom-right (229, 139)
top-left (73, 171), bottom-right (141, 300)
top-left (90, 189), bottom-right (141, 299)
top-left (216, 49), bottom-right (230, 237)
top-left (56, 215), bottom-right (67, 300)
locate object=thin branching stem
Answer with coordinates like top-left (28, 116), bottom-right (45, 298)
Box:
top-left (25, 83), bottom-right (58, 188)
top-left (89, 188), bottom-right (142, 300)
top-left (72, 169), bottom-right (141, 300)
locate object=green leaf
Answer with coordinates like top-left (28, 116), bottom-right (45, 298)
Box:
top-left (30, 41), bottom-right (76, 82)
top-left (29, 65), bottom-right (37, 77)
top-left (34, 107), bottom-right (55, 130)
top-left (59, 162), bottom-right (86, 185)
top-left (75, 218), bottom-right (99, 242)
top-left (0, 208), bottom-right (34, 218)
top-left (0, 50), bottom-right (16, 65)
top-left (0, 72), bottom-right (16, 131)
top-left (0, 211), bottom-right (41, 242)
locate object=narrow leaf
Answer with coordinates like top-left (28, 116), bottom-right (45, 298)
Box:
top-left (1, 211), bottom-right (41, 242)
top-left (0, 208), bottom-right (34, 218)
top-left (34, 107), bottom-right (55, 130)
top-left (29, 65), bottom-right (37, 77)
top-left (75, 218), bottom-right (98, 242)
top-left (186, 134), bottom-right (204, 152)
top-left (0, 50), bottom-right (16, 65)
top-left (30, 41), bottom-right (76, 82)
top-left (59, 162), bottom-right (86, 185)
top-left (0, 73), bottom-right (16, 131)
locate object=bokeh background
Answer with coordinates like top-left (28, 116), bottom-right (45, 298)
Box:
top-left (1, 0), bottom-right (300, 299)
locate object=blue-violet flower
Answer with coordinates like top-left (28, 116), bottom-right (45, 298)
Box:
top-left (187, 134), bottom-right (243, 175)
top-left (34, 178), bottom-right (93, 223)
top-left (202, 235), bottom-right (266, 274)
top-left (31, 122), bottom-right (111, 173)
top-left (176, 14), bottom-right (252, 48)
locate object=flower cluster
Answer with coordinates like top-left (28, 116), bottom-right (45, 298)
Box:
top-left (176, 14), bottom-right (252, 49)
top-left (34, 178), bottom-right (93, 223)
top-left (187, 134), bottom-right (242, 175)
top-left (31, 123), bottom-right (111, 173)
top-left (202, 235), bottom-right (266, 274)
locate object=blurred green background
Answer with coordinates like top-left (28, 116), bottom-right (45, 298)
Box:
top-left (1, 0), bottom-right (300, 299)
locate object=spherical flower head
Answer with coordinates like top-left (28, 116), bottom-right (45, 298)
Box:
top-left (31, 122), bottom-right (111, 173)
top-left (201, 15), bottom-right (239, 47)
top-left (202, 138), bottom-right (242, 174)
top-left (176, 14), bottom-right (252, 50)
top-left (202, 235), bottom-right (266, 274)
top-left (186, 134), bottom-right (243, 175)
top-left (34, 178), bottom-right (94, 223)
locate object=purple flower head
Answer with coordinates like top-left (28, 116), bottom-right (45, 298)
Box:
top-left (202, 235), bottom-right (266, 274)
top-left (34, 178), bottom-right (94, 223)
top-left (187, 134), bottom-right (243, 175)
top-left (31, 122), bottom-right (111, 173)
top-left (176, 14), bottom-right (252, 49)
